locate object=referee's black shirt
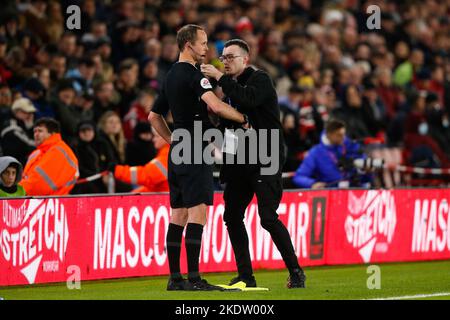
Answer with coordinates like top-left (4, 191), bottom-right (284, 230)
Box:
top-left (152, 62), bottom-right (213, 131)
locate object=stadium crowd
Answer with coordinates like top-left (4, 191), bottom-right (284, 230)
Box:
top-left (0, 0), bottom-right (449, 196)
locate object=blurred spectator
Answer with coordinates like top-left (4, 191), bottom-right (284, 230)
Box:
top-left (22, 77), bottom-right (53, 119)
top-left (98, 110), bottom-right (127, 165)
top-left (393, 48), bottom-right (424, 87)
top-left (65, 57), bottom-right (96, 95)
top-left (114, 127), bottom-right (169, 193)
top-left (48, 53), bottom-right (67, 83)
top-left (281, 112), bottom-right (303, 172)
top-left (332, 84), bottom-right (379, 140)
top-left (403, 90), bottom-right (450, 168)
top-left (157, 35), bottom-right (179, 83)
top-left (0, 156), bottom-right (26, 197)
top-left (0, 83), bottom-right (12, 123)
top-left (0, 98), bottom-right (36, 166)
top-left (20, 118), bottom-right (79, 195)
top-left (374, 67), bottom-right (401, 120)
top-left (98, 110), bottom-right (132, 193)
top-left (425, 92), bottom-right (450, 159)
top-left (125, 121), bottom-right (156, 166)
top-left (22, 0), bottom-right (48, 43)
top-left (58, 32), bottom-right (78, 69)
top-left (0, 35), bottom-right (11, 83)
top-left (115, 58), bottom-right (139, 117)
top-left (139, 57), bottom-right (159, 92)
top-left (292, 119), bottom-right (372, 189)
top-left (52, 79), bottom-right (93, 144)
top-left (45, 0), bottom-right (64, 44)
top-left (70, 120), bottom-right (115, 195)
top-left (92, 80), bottom-right (119, 122)
top-left (112, 19), bottom-right (142, 65)
top-left (123, 88), bottom-right (155, 141)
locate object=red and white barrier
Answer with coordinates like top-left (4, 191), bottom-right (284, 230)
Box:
top-left (1, 189), bottom-right (449, 286)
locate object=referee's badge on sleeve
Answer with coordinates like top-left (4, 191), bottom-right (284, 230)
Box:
top-left (200, 78), bottom-right (212, 89)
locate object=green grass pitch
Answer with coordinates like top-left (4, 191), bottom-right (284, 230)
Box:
top-left (1, 260), bottom-right (449, 300)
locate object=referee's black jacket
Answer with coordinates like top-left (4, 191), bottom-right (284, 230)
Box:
top-left (217, 66), bottom-right (286, 182)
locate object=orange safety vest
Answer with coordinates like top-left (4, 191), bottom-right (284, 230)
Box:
top-left (20, 133), bottom-right (79, 196)
top-left (115, 144), bottom-right (169, 193)
top-left (19, 133), bottom-right (80, 196)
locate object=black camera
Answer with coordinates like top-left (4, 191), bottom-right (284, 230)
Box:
top-left (338, 156), bottom-right (385, 171)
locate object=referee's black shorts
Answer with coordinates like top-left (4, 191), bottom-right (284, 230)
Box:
top-left (168, 144), bottom-right (214, 209)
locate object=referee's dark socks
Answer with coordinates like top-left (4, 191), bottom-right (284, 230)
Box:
top-left (185, 223), bottom-right (204, 282)
top-left (166, 223), bottom-right (185, 280)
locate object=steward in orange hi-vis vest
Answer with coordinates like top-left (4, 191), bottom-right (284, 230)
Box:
top-left (114, 143), bottom-right (169, 193)
top-left (20, 118), bottom-right (79, 195)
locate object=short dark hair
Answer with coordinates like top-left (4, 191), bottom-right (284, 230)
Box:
top-left (224, 39), bottom-right (250, 54)
top-left (176, 24), bottom-right (204, 51)
top-left (118, 58), bottom-right (138, 73)
top-left (325, 119), bottom-right (346, 134)
top-left (35, 118), bottom-right (61, 134)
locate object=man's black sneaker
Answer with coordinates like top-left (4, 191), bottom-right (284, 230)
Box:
top-left (287, 270), bottom-right (306, 288)
top-left (185, 279), bottom-right (225, 291)
top-left (229, 275), bottom-right (257, 288)
top-left (167, 278), bottom-right (187, 291)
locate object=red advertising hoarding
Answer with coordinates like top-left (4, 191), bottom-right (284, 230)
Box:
top-left (1, 189), bottom-right (449, 286)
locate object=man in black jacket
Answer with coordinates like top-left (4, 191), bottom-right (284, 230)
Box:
top-left (0, 98), bottom-right (36, 166)
top-left (201, 39), bottom-right (306, 289)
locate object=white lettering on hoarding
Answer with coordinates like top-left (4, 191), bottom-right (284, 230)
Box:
top-left (344, 190), bottom-right (397, 263)
top-left (154, 206), bottom-right (168, 266)
top-left (0, 199), bottom-right (70, 284)
top-left (412, 199), bottom-right (449, 253)
top-left (94, 205), bottom-right (172, 270)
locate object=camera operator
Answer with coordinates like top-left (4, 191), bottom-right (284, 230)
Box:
top-left (292, 119), bottom-right (376, 189)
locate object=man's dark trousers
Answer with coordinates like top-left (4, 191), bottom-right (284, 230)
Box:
top-left (223, 168), bottom-right (300, 278)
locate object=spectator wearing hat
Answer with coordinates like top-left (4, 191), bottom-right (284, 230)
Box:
top-left (125, 121), bottom-right (156, 166)
top-left (0, 97), bottom-right (36, 166)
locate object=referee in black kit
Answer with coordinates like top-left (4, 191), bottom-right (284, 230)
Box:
top-left (148, 25), bottom-right (247, 291)
top-left (201, 39), bottom-right (306, 289)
